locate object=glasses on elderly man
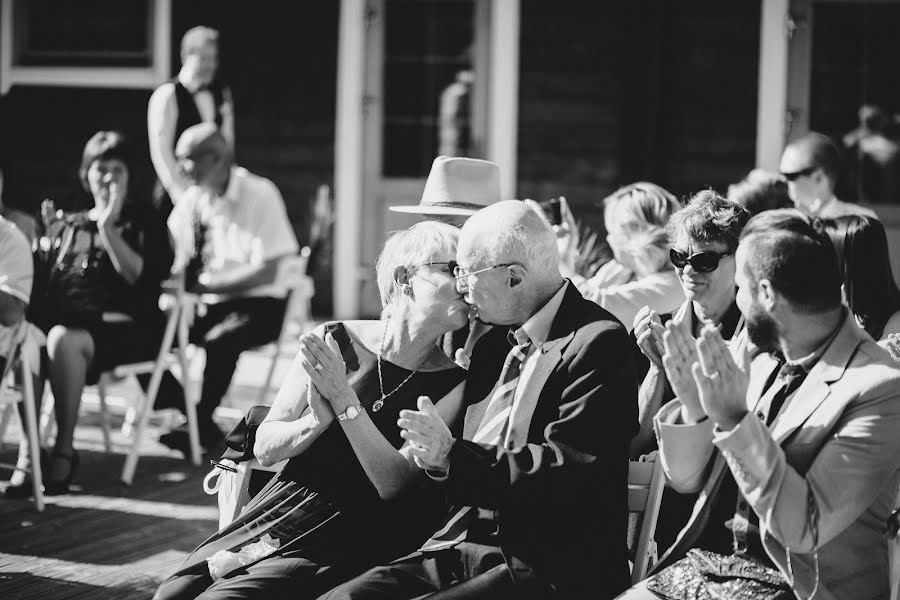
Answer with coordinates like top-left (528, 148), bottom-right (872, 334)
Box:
top-left (669, 249), bottom-right (732, 273)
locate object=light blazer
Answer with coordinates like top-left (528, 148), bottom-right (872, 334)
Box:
top-left (444, 284), bottom-right (639, 600)
top-left (653, 311), bottom-right (900, 600)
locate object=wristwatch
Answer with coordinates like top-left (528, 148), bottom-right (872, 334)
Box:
top-left (338, 404), bottom-right (364, 421)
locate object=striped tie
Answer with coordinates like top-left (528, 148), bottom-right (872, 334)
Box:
top-left (419, 339), bottom-right (531, 552)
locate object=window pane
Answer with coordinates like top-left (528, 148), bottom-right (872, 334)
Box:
top-left (382, 0), bottom-right (475, 177)
top-left (15, 0), bottom-right (152, 67)
top-left (810, 2), bottom-right (900, 205)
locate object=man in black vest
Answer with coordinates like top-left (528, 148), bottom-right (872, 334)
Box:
top-left (148, 26), bottom-right (235, 215)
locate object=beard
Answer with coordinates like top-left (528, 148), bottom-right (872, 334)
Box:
top-left (745, 303), bottom-right (780, 354)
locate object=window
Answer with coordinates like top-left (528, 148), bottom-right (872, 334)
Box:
top-left (0, 0), bottom-right (170, 94)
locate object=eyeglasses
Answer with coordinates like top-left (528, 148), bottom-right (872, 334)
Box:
top-left (453, 262), bottom-right (515, 289)
top-left (779, 166), bottom-right (818, 182)
top-left (414, 261), bottom-right (458, 276)
top-left (669, 248), bottom-right (732, 273)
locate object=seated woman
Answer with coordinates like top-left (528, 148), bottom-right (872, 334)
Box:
top-left (578, 182), bottom-right (685, 331)
top-left (631, 191), bottom-right (750, 553)
top-left (33, 131), bottom-right (174, 495)
top-left (631, 190), bottom-right (751, 456)
top-left (154, 221), bottom-right (468, 600)
top-left (824, 214), bottom-right (900, 343)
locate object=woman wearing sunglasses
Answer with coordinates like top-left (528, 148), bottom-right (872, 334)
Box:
top-left (630, 190), bottom-right (750, 551)
top-left (631, 190), bottom-right (751, 456)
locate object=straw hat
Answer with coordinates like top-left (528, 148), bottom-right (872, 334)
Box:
top-left (389, 156), bottom-right (501, 216)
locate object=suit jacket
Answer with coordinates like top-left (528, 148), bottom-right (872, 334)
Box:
top-left (444, 284), bottom-right (639, 599)
top-left (653, 311), bottom-right (900, 600)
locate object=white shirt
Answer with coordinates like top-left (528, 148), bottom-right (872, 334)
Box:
top-left (168, 166), bottom-right (299, 301)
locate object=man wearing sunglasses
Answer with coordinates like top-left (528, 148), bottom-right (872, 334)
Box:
top-left (779, 132), bottom-right (877, 219)
top-left (325, 200), bottom-right (639, 599)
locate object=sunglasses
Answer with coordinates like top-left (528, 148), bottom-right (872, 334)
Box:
top-left (669, 249), bottom-right (732, 273)
top-left (779, 166), bottom-right (818, 182)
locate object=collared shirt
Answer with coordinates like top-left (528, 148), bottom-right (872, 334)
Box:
top-left (501, 280), bottom-right (569, 448)
top-left (168, 166), bottom-right (299, 301)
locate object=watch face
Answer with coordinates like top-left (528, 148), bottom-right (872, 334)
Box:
top-left (348, 405), bottom-right (361, 419)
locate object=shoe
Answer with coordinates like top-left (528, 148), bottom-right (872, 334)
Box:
top-left (43, 450), bottom-right (80, 496)
top-left (3, 448), bottom-right (49, 499)
top-left (159, 425), bottom-right (224, 458)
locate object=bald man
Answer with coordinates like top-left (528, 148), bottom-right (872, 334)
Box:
top-left (161, 123), bottom-right (298, 454)
top-left (779, 132), bottom-right (878, 219)
top-left (322, 201), bottom-right (639, 599)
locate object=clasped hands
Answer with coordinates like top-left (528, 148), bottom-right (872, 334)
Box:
top-left (298, 332), bottom-right (354, 427)
top-left (659, 316), bottom-right (751, 431)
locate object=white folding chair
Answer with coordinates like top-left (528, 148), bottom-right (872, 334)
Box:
top-left (628, 458), bottom-right (666, 583)
top-left (254, 247), bottom-right (314, 404)
top-left (0, 321), bottom-right (45, 511)
top-left (116, 290), bottom-right (202, 484)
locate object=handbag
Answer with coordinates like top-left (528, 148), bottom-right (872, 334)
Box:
top-left (646, 549), bottom-right (793, 600)
top-left (30, 215), bottom-right (110, 329)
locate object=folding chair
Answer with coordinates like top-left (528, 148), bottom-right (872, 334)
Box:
top-left (0, 321), bottom-right (45, 511)
top-left (116, 290), bottom-right (202, 484)
top-left (628, 458), bottom-right (665, 583)
top-left (254, 247), bottom-right (314, 404)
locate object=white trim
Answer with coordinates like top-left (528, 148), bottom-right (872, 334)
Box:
top-left (486, 0), bottom-right (520, 199)
top-left (755, 0), bottom-right (790, 171)
top-left (0, 0), bottom-right (171, 95)
top-left (333, 0), bottom-right (368, 318)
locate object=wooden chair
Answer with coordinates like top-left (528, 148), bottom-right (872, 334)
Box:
top-left (253, 247), bottom-right (314, 404)
top-left (628, 458), bottom-right (665, 583)
top-left (0, 321), bottom-right (45, 511)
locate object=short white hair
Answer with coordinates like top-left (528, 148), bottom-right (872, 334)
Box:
top-left (181, 26), bottom-right (219, 57)
top-left (376, 221), bottom-right (459, 315)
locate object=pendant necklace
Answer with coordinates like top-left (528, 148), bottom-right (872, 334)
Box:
top-left (374, 320), bottom-right (424, 412)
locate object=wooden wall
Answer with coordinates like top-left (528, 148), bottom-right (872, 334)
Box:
top-left (516, 0), bottom-right (761, 238)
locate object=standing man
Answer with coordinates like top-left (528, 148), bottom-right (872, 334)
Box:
top-left (148, 26), bottom-right (235, 212)
top-left (160, 123), bottom-right (298, 453)
top-left (616, 209), bottom-right (900, 599)
top-left (779, 132), bottom-right (878, 219)
top-left (323, 200), bottom-right (638, 599)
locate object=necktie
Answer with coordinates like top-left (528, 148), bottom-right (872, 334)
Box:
top-left (764, 361), bottom-right (807, 426)
top-left (419, 339), bottom-right (531, 552)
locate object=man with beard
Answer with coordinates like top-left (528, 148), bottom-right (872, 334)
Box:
top-left (614, 209), bottom-right (900, 599)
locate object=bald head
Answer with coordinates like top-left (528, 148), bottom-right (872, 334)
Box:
top-left (457, 200), bottom-right (563, 324)
top-left (175, 123), bottom-right (232, 191)
top-left (461, 201), bottom-right (557, 272)
top-left (176, 123), bottom-right (228, 161)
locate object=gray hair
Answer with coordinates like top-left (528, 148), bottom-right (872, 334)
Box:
top-left (376, 221), bottom-right (459, 315)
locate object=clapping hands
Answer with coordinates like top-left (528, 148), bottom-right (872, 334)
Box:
top-left (634, 307), bottom-right (665, 369)
top-left (661, 318), bottom-right (751, 428)
top-left (398, 396), bottom-right (453, 474)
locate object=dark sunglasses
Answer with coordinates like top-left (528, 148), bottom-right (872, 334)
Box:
top-left (669, 249), bottom-right (732, 273)
top-left (779, 165), bottom-right (818, 182)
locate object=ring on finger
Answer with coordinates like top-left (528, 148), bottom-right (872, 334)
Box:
top-left (314, 363), bottom-right (324, 371)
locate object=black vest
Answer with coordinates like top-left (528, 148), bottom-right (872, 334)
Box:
top-left (172, 79), bottom-right (226, 151)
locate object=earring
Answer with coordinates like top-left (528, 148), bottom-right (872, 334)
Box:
top-left (404, 284), bottom-right (413, 296)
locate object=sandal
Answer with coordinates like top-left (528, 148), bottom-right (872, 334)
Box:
top-left (43, 450), bottom-right (80, 496)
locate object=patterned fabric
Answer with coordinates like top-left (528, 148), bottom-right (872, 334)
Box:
top-left (419, 339), bottom-right (531, 552)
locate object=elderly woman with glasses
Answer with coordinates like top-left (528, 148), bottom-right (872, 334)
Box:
top-left (155, 221), bottom-right (468, 600)
top-left (579, 182), bottom-right (685, 332)
top-left (631, 190), bottom-right (751, 457)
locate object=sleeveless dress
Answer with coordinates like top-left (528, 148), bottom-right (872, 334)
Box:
top-left (155, 326), bottom-right (465, 600)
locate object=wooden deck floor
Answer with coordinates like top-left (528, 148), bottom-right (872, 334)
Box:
top-left (0, 346), bottom-right (298, 599)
